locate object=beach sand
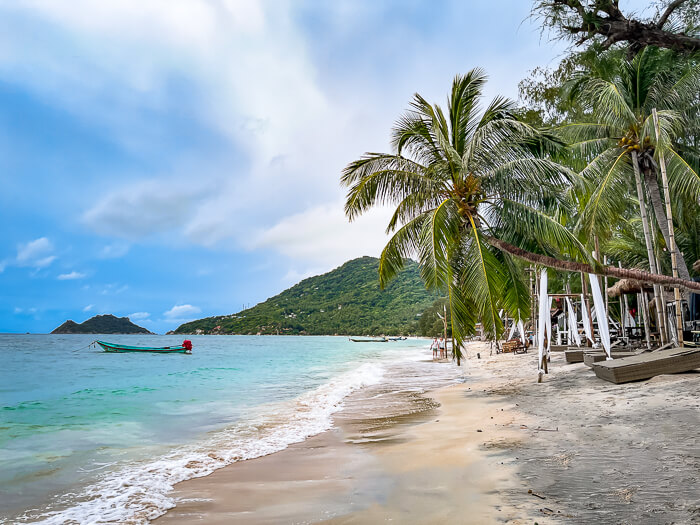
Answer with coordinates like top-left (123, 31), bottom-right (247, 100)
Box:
top-left (156, 343), bottom-right (700, 524)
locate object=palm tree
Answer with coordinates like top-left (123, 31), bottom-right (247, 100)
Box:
top-left (560, 47), bottom-right (700, 281)
top-left (341, 70), bottom-right (590, 357)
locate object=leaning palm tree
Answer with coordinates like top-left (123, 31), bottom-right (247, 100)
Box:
top-left (560, 47), bottom-right (700, 281)
top-left (341, 70), bottom-right (589, 357)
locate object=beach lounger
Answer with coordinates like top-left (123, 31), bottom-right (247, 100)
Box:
top-left (500, 340), bottom-right (528, 354)
top-left (592, 348), bottom-right (700, 384)
top-left (583, 351), bottom-right (638, 367)
top-left (565, 349), bottom-right (585, 363)
top-left (549, 344), bottom-right (567, 352)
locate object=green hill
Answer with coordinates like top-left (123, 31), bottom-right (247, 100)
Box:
top-left (174, 256), bottom-right (437, 336)
top-left (51, 314), bottom-right (152, 334)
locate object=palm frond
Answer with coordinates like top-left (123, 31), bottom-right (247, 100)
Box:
top-left (417, 199), bottom-right (461, 290)
top-left (665, 148), bottom-right (700, 201)
top-left (493, 198), bottom-right (591, 263)
top-left (462, 217), bottom-right (504, 340)
top-left (341, 154), bottom-right (437, 220)
top-left (578, 148), bottom-right (632, 238)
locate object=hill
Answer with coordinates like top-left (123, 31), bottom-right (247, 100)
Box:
top-left (174, 257), bottom-right (437, 336)
top-left (51, 314), bottom-right (153, 334)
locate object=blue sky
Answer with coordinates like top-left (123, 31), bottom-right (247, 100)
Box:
top-left (0, 0), bottom-right (649, 333)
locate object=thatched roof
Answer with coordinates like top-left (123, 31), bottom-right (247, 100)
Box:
top-left (607, 278), bottom-right (653, 297)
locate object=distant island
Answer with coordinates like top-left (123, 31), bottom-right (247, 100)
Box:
top-left (174, 256), bottom-right (439, 336)
top-left (51, 314), bottom-right (153, 334)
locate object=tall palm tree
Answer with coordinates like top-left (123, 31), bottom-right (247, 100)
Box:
top-left (560, 47), bottom-right (700, 281)
top-left (341, 70), bottom-right (589, 356)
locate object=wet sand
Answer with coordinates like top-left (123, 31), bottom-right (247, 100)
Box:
top-left (157, 343), bottom-right (700, 524)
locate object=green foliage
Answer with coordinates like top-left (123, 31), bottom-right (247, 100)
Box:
top-left (417, 298), bottom-right (452, 337)
top-left (342, 69), bottom-right (582, 346)
top-left (175, 257), bottom-right (437, 336)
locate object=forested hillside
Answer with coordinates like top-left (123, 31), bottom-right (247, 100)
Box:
top-left (51, 315), bottom-right (152, 334)
top-left (175, 257), bottom-right (437, 335)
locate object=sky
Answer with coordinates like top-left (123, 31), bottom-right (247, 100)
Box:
top-left (0, 0), bottom-right (650, 334)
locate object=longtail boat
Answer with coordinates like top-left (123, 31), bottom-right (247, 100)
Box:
top-left (348, 337), bottom-right (387, 343)
top-left (96, 340), bottom-right (193, 354)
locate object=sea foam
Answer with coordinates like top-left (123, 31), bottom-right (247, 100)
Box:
top-left (23, 362), bottom-right (385, 525)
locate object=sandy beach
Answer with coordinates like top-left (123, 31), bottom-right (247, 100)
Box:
top-left (156, 342), bottom-right (700, 524)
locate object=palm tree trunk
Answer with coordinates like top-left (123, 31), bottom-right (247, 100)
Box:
top-left (482, 235), bottom-right (700, 293)
top-left (632, 151), bottom-right (668, 345)
top-left (643, 167), bottom-right (691, 281)
top-left (651, 107), bottom-right (685, 346)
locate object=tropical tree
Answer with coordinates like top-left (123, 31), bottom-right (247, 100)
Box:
top-left (532, 0), bottom-right (700, 54)
top-left (341, 69), bottom-right (591, 357)
top-left (559, 46), bottom-right (700, 282)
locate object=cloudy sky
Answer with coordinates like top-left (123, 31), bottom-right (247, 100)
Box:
top-left (1, 0), bottom-right (650, 333)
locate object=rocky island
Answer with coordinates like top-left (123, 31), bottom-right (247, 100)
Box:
top-left (51, 314), bottom-right (152, 334)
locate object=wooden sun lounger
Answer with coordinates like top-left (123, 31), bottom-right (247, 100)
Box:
top-left (549, 344), bottom-right (567, 352)
top-left (500, 340), bottom-right (528, 354)
top-left (583, 351), bottom-right (638, 367)
top-left (565, 349), bottom-right (585, 363)
top-left (566, 348), bottom-right (637, 364)
top-left (592, 348), bottom-right (700, 384)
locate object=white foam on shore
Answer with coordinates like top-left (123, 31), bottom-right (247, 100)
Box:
top-left (20, 362), bottom-right (384, 525)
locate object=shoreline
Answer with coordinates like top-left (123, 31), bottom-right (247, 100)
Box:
top-left (156, 343), bottom-right (534, 524)
top-left (155, 342), bottom-right (700, 524)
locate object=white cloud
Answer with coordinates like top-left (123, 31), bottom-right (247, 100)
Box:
top-left (14, 307), bottom-right (23, 314)
top-left (15, 237), bottom-right (56, 269)
top-left (99, 243), bottom-right (130, 259)
top-left (0, 1), bottom-right (569, 267)
top-left (83, 180), bottom-right (207, 239)
top-left (100, 283), bottom-right (129, 295)
top-left (58, 271), bottom-right (86, 280)
top-left (128, 311), bottom-right (150, 320)
top-left (163, 304), bottom-right (201, 319)
top-left (252, 201), bottom-right (393, 269)
top-left (83, 304), bottom-right (94, 312)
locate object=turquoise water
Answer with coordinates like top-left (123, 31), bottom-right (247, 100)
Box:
top-left (0, 335), bottom-right (458, 523)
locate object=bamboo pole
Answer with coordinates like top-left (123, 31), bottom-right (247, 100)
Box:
top-left (649, 218), bottom-right (669, 344)
top-left (618, 262), bottom-right (626, 341)
top-left (632, 150), bottom-right (667, 346)
top-left (652, 108), bottom-right (684, 347)
top-left (594, 236), bottom-right (604, 293)
top-left (581, 272), bottom-right (594, 347)
top-left (603, 255), bottom-right (609, 317)
top-left (639, 291), bottom-right (652, 349)
top-left (442, 304), bottom-right (448, 359)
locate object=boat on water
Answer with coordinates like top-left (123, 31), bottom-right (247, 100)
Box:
top-left (387, 336), bottom-right (407, 341)
top-left (348, 337), bottom-right (387, 343)
top-left (96, 340), bottom-right (193, 354)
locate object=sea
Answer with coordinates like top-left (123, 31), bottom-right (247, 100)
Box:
top-left (0, 334), bottom-right (464, 524)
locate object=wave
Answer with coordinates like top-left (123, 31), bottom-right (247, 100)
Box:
top-left (18, 362), bottom-right (385, 525)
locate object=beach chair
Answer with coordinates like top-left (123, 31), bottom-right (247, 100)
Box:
top-left (592, 347), bottom-right (700, 384)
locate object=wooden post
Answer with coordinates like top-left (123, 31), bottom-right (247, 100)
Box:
top-left (442, 304), bottom-right (448, 359)
top-left (603, 255), bottom-right (609, 317)
top-left (529, 267), bottom-right (535, 343)
top-left (594, 236), bottom-right (604, 293)
top-left (639, 292), bottom-right (651, 349)
top-left (581, 272), bottom-right (594, 347)
top-left (652, 108), bottom-right (684, 347)
top-left (618, 262), bottom-right (626, 341)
